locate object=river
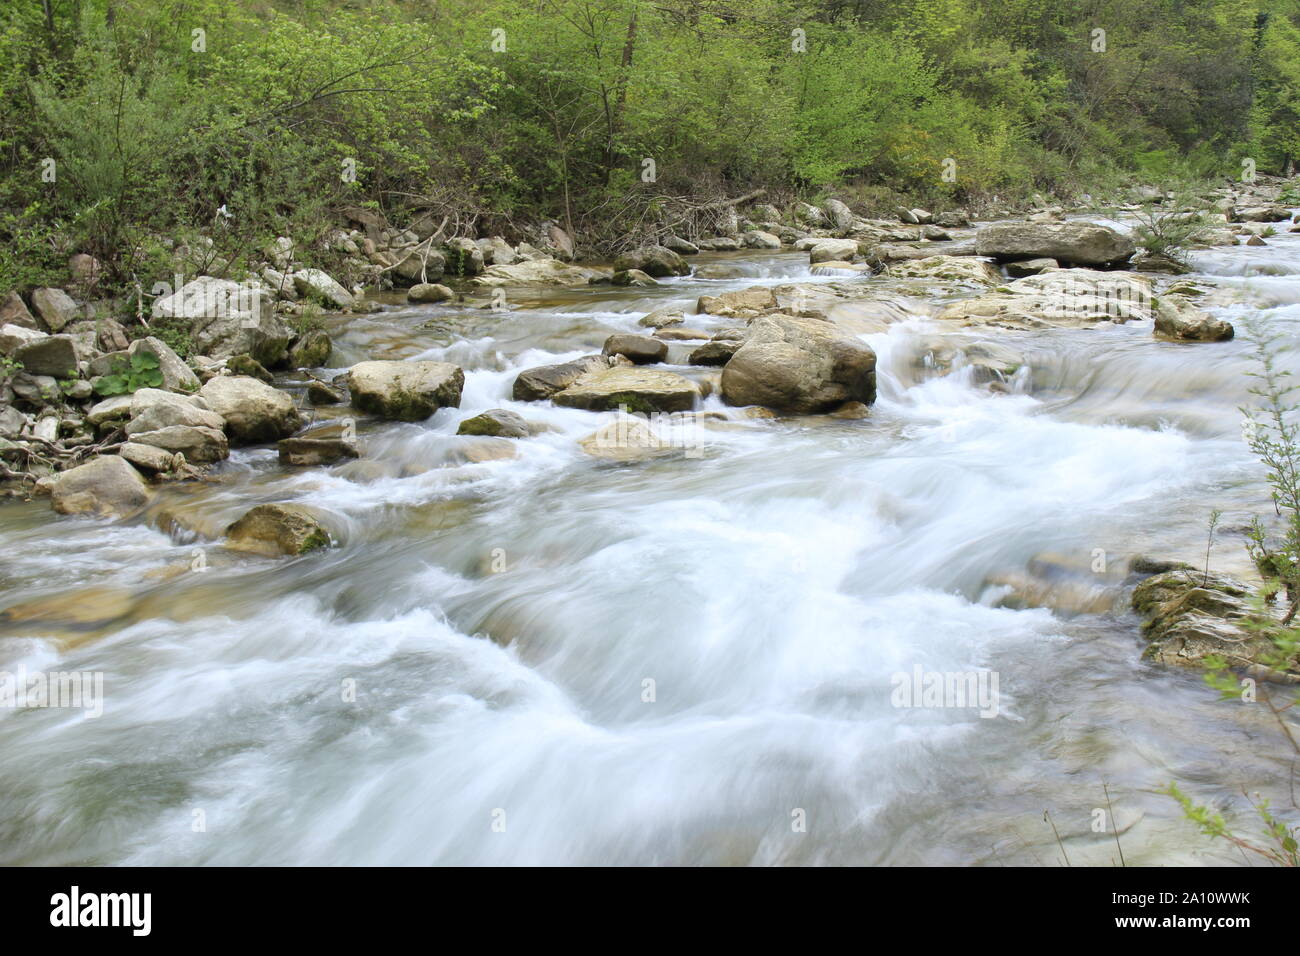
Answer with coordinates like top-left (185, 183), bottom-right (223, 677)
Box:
top-left (1, 217), bottom-right (1297, 865)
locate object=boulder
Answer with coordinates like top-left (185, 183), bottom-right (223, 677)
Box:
top-left (1233, 205), bottom-right (1291, 223)
top-left (1153, 296), bottom-right (1234, 342)
top-left (470, 259), bottom-right (604, 288)
top-left (12, 334), bottom-right (78, 378)
top-left (721, 314), bottom-right (877, 413)
top-left (0, 324), bottom-right (48, 357)
top-left (612, 245), bottom-right (689, 278)
top-left (30, 288), bottom-right (79, 332)
top-left (742, 230), bottom-right (782, 249)
top-left (822, 199), bottom-right (854, 232)
top-left (689, 339), bottom-right (741, 366)
top-left (407, 283), bottom-right (455, 303)
top-left (130, 336), bottom-right (201, 392)
top-left (937, 270), bottom-right (1154, 330)
top-left (307, 380), bottom-right (345, 405)
top-left (638, 308), bottom-right (686, 329)
top-left (552, 366), bottom-right (700, 413)
top-left (809, 239), bottom-right (860, 264)
top-left (697, 286), bottom-right (777, 317)
top-left (153, 277), bottom-right (291, 367)
top-left (0, 292), bottom-right (38, 329)
top-left (444, 238), bottom-right (486, 277)
top-left (225, 503), bottom-right (331, 557)
top-left (578, 418), bottom-right (676, 461)
top-left (1004, 258), bottom-right (1058, 277)
top-left (292, 269), bottom-right (353, 310)
top-left (277, 437), bottom-right (359, 466)
top-left (602, 334), bottom-right (668, 365)
top-left (288, 330), bottom-right (333, 368)
top-left (48, 456), bottom-right (150, 517)
top-left (199, 375), bottom-right (303, 444)
top-left (1131, 568), bottom-right (1278, 670)
top-left (513, 356), bottom-right (606, 401)
top-left (611, 269), bottom-right (658, 287)
top-left (887, 256), bottom-right (1001, 286)
top-left (662, 236), bottom-right (700, 255)
top-left (346, 360), bottom-right (464, 421)
top-left (480, 237), bottom-right (518, 266)
top-left (118, 442), bottom-right (181, 473)
top-left (393, 248), bottom-right (446, 284)
top-left (456, 409), bottom-right (532, 438)
top-left (974, 221), bottom-right (1135, 266)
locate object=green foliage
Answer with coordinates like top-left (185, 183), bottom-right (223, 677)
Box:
top-left (93, 350), bottom-right (162, 396)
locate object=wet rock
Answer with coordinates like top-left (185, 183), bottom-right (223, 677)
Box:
top-left (1131, 252), bottom-right (1190, 275)
top-left (1153, 296), bottom-right (1234, 342)
top-left (48, 455), bottom-right (150, 517)
top-left (199, 375), bottom-right (302, 444)
top-left (638, 308), bottom-right (686, 329)
top-left (407, 283), bottom-right (454, 303)
top-left (602, 334), bottom-right (667, 365)
top-left (887, 255), bottom-right (1001, 286)
top-left (287, 330), bottom-right (332, 368)
top-left (974, 221), bottom-right (1136, 266)
top-left (721, 314), bottom-right (877, 413)
top-left (1233, 205), bottom-right (1291, 223)
top-left (277, 436), bottom-right (359, 466)
top-left (30, 287), bottom-right (79, 332)
top-left (1005, 258), bottom-right (1058, 277)
top-left (653, 327), bottom-right (711, 341)
top-left (346, 360), bottom-right (464, 421)
top-left (697, 286), bottom-right (777, 317)
top-left (1131, 568), bottom-right (1280, 671)
top-left (1246, 235), bottom-right (1267, 247)
top-left (307, 379), bottom-right (345, 405)
top-left (552, 366), bottom-right (700, 413)
top-left (688, 339), bottom-right (741, 366)
top-left (578, 417), bottom-right (676, 461)
top-left (457, 409), bottom-right (533, 438)
top-left (937, 269), bottom-right (1154, 330)
top-left (612, 245), bottom-right (689, 278)
top-left (611, 269), bottom-right (658, 287)
top-left (809, 239), bottom-right (860, 264)
top-left (119, 442), bottom-right (182, 473)
top-left (224, 503), bottom-right (331, 557)
top-left (513, 355), bottom-right (606, 401)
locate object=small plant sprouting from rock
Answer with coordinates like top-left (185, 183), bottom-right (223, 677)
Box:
top-left (93, 350), bottom-right (163, 396)
top-left (1203, 508), bottom-right (1221, 586)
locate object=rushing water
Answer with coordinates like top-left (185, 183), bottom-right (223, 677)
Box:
top-left (1, 219), bottom-right (1298, 865)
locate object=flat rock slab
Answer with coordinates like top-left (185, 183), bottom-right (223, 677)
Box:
top-left (552, 366), bottom-right (700, 413)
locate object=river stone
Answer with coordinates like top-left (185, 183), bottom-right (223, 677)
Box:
top-left (721, 314), bottom-right (877, 414)
top-left (552, 366), bottom-right (700, 413)
top-left (277, 437), bottom-right (360, 466)
top-left (470, 259), bottom-right (603, 287)
top-left (975, 221), bottom-right (1135, 266)
top-left (611, 269), bottom-right (658, 287)
top-left (293, 268), bottom-right (353, 310)
top-left (809, 239), bottom-right (859, 264)
top-left (689, 339), bottom-right (741, 366)
top-left (393, 248), bottom-right (446, 283)
top-left (662, 236), bottom-right (699, 255)
top-left (602, 334), bottom-right (667, 365)
top-left (937, 270), bottom-right (1154, 330)
top-left (12, 334), bottom-right (78, 378)
top-left (225, 503), bottom-right (331, 557)
top-left (119, 442), bottom-right (182, 472)
top-left (128, 423), bottom-right (228, 462)
top-left (742, 230), bottom-right (782, 249)
top-left (1005, 258), bottom-right (1058, 277)
top-left (346, 360), bottom-right (464, 421)
top-left (49, 455), bottom-right (150, 517)
top-left (30, 288), bottom-right (79, 332)
top-left (578, 418), bottom-right (675, 461)
top-left (1131, 568), bottom-right (1279, 671)
top-left (513, 356), bottom-right (606, 401)
top-left (407, 283), bottom-right (454, 303)
top-left (199, 375), bottom-right (303, 444)
top-left (887, 255), bottom-right (1001, 286)
top-left (1233, 205), bottom-right (1291, 223)
top-left (1153, 296), bottom-right (1234, 342)
top-left (638, 308), bottom-right (686, 329)
top-left (288, 330), bottom-right (333, 368)
top-left (613, 245), bottom-right (690, 278)
top-left (457, 409), bottom-right (532, 438)
top-left (698, 286), bottom-right (777, 317)
top-left (307, 380), bottom-right (345, 405)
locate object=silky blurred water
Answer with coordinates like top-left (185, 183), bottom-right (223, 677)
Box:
top-left (0, 223), bottom-right (1297, 865)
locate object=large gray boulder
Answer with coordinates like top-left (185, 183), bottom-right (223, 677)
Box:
top-left (199, 375), bottom-right (302, 444)
top-left (48, 456), bottom-right (150, 517)
top-left (612, 245), bottom-right (689, 278)
top-left (346, 360), bottom-right (464, 421)
top-left (153, 277), bottom-right (291, 367)
top-left (721, 314), bottom-right (877, 413)
top-left (30, 288), bottom-right (79, 332)
top-left (975, 221), bottom-right (1135, 266)
top-left (292, 269), bottom-right (353, 310)
top-left (124, 389), bottom-right (228, 462)
top-left (12, 334), bottom-right (78, 378)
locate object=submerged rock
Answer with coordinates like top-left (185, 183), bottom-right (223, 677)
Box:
top-left (225, 503), bottom-right (331, 557)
